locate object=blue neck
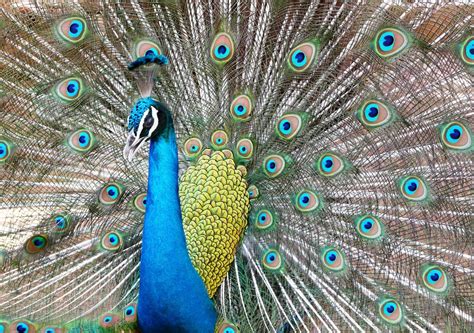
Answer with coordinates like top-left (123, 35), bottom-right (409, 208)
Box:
top-left (137, 121), bottom-right (217, 332)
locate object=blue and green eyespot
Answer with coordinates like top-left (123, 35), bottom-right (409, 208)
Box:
top-left (459, 36), bottom-right (474, 66)
top-left (10, 321), bottom-right (35, 333)
top-left (216, 320), bottom-right (240, 333)
top-left (56, 16), bottom-right (88, 43)
top-left (99, 182), bottom-right (125, 205)
top-left (321, 247), bottom-right (346, 272)
top-left (378, 298), bottom-right (403, 324)
top-left (0, 138), bottom-right (14, 164)
top-left (53, 77), bottom-right (86, 103)
top-left (373, 27), bottom-right (410, 59)
top-left (254, 209), bottom-right (276, 231)
top-left (421, 264), bottom-right (448, 293)
top-left (294, 189), bottom-right (321, 213)
top-left (262, 154), bottom-right (288, 178)
top-left (100, 231), bottom-right (123, 252)
top-left (51, 213), bottom-right (71, 233)
top-left (398, 175), bottom-right (429, 202)
top-left (99, 313), bottom-right (120, 328)
top-left (124, 303), bottom-right (138, 322)
top-left (183, 137), bottom-right (203, 159)
top-left (354, 215), bottom-right (384, 240)
top-left (356, 100), bottom-right (394, 129)
top-left (211, 32), bottom-right (235, 64)
top-left (235, 138), bottom-right (254, 160)
top-left (315, 152), bottom-right (346, 177)
top-left (439, 121), bottom-right (472, 151)
top-left (67, 129), bottom-right (96, 153)
top-left (132, 192), bottom-right (147, 213)
top-left (230, 94), bottom-right (253, 121)
top-left (261, 248), bottom-right (284, 272)
top-left (287, 41), bottom-right (319, 72)
top-left (24, 235), bottom-right (48, 254)
top-left (134, 39), bottom-right (162, 59)
top-left (211, 130), bottom-right (229, 150)
top-left (275, 114), bottom-right (304, 140)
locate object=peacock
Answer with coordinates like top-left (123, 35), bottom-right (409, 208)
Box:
top-left (0, 0), bottom-right (473, 332)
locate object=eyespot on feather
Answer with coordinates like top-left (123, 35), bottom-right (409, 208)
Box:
top-left (356, 100), bottom-right (394, 129)
top-left (210, 32), bottom-right (235, 64)
top-left (262, 154), bottom-right (286, 178)
top-left (247, 184), bottom-right (259, 200)
top-left (373, 27), bottom-right (410, 59)
top-left (67, 129), bottom-right (96, 153)
top-left (439, 121), bottom-right (472, 151)
top-left (275, 114), bottom-right (303, 140)
top-left (287, 41), bottom-right (318, 72)
top-left (98, 182), bottom-right (125, 205)
top-left (132, 192), bottom-right (147, 213)
top-left (123, 303), bottom-right (137, 322)
top-left (10, 320), bottom-right (36, 333)
top-left (98, 313), bottom-right (120, 328)
top-left (56, 16), bottom-right (88, 43)
top-left (25, 235), bottom-right (48, 254)
top-left (230, 95), bottom-right (252, 121)
top-left (378, 298), bottom-right (403, 324)
top-left (316, 152), bottom-right (345, 177)
top-left (51, 213), bottom-right (71, 233)
top-left (261, 248), bottom-right (284, 272)
top-left (134, 39), bottom-right (162, 59)
top-left (100, 231), bottom-right (124, 252)
top-left (421, 264), bottom-right (449, 293)
top-left (53, 77), bottom-right (85, 103)
top-left (354, 215), bottom-right (384, 240)
top-left (216, 320), bottom-right (240, 333)
top-left (0, 138), bottom-right (14, 164)
top-left (254, 209), bottom-right (275, 230)
top-left (183, 137), bottom-right (203, 158)
top-left (459, 36), bottom-right (474, 66)
top-left (235, 138), bottom-right (254, 160)
top-left (321, 247), bottom-right (346, 272)
top-left (211, 130), bottom-right (229, 149)
top-left (294, 190), bottom-right (321, 213)
top-left (399, 176), bottom-right (429, 202)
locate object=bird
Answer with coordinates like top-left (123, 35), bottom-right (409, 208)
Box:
top-left (0, 0), bottom-right (473, 332)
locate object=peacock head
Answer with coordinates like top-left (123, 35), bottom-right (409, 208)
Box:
top-left (123, 97), bottom-right (171, 161)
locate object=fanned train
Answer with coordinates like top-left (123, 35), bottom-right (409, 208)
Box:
top-left (0, 1), bottom-right (473, 332)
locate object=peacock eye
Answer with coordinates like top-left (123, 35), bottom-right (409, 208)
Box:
top-left (316, 152), bottom-right (345, 177)
top-left (235, 138), bottom-right (254, 159)
top-left (99, 182), bottom-right (125, 205)
top-left (262, 154), bottom-right (286, 178)
top-left (294, 190), bottom-right (320, 213)
top-left (67, 129), bottom-right (96, 153)
top-left (399, 176), bottom-right (428, 202)
top-left (100, 231), bottom-right (123, 252)
top-left (261, 249), bottom-right (283, 272)
top-left (421, 265), bottom-right (448, 293)
top-left (287, 41), bottom-right (318, 72)
top-left (275, 114), bottom-right (303, 140)
top-left (124, 303), bottom-right (137, 322)
top-left (254, 209), bottom-right (275, 230)
top-left (210, 32), bottom-right (234, 64)
top-left (53, 77), bottom-right (85, 103)
top-left (440, 121), bottom-right (472, 151)
top-left (216, 321), bottom-right (240, 333)
top-left (459, 36), bottom-right (474, 66)
top-left (183, 137), bottom-right (203, 158)
top-left (378, 299), bottom-right (403, 324)
top-left (230, 95), bottom-right (252, 121)
top-left (321, 247), bottom-right (345, 272)
top-left (56, 17), bottom-right (88, 43)
top-left (52, 213), bottom-right (71, 233)
top-left (211, 130), bottom-right (229, 149)
top-left (10, 320), bottom-right (35, 333)
top-left (25, 234), bottom-right (48, 254)
top-left (0, 138), bottom-right (14, 164)
top-left (99, 313), bottom-right (120, 328)
top-left (355, 215), bottom-right (383, 240)
top-left (356, 100), bottom-right (393, 129)
top-left (132, 193), bottom-right (147, 213)
top-left (247, 184), bottom-right (259, 200)
top-left (134, 39), bottom-right (162, 58)
top-left (373, 27), bottom-right (409, 59)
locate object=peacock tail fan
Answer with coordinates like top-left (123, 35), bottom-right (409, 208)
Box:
top-left (0, 1), bottom-right (473, 332)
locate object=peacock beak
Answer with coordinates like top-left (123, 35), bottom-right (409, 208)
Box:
top-left (123, 130), bottom-right (148, 162)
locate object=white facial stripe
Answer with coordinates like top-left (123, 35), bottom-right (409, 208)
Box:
top-left (149, 106), bottom-right (160, 136)
top-left (133, 109), bottom-right (150, 146)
